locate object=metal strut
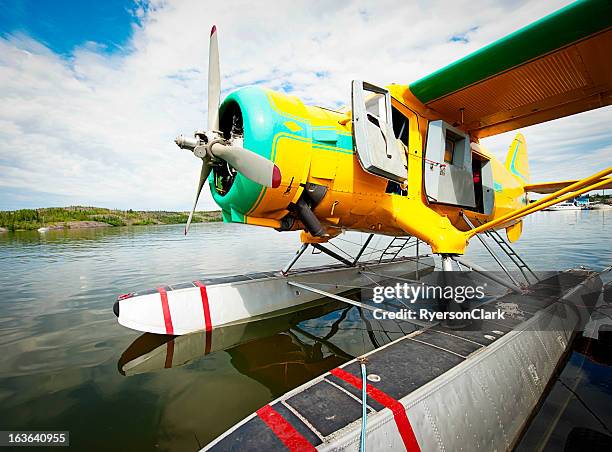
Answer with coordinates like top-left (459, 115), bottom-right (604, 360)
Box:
top-left (287, 281), bottom-right (379, 312)
top-left (311, 243), bottom-right (354, 267)
top-left (281, 243), bottom-right (309, 275)
top-left (461, 212), bottom-right (539, 286)
top-left (461, 213), bottom-right (521, 287)
top-left (353, 234), bottom-right (374, 266)
top-left (452, 256), bottom-right (523, 293)
top-left (281, 234), bottom-right (376, 275)
top-left (288, 281), bottom-right (416, 322)
top-left (483, 228), bottom-right (540, 284)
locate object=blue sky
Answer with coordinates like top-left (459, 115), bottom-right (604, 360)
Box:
top-left (0, 0), bottom-right (609, 211)
top-left (0, 0), bottom-right (138, 55)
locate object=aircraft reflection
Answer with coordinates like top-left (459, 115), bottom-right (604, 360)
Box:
top-left (118, 301), bottom-right (353, 378)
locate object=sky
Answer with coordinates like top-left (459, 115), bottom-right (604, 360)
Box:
top-left (0, 0), bottom-right (610, 211)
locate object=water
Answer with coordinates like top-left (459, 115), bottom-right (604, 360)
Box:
top-left (0, 211), bottom-right (610, 450)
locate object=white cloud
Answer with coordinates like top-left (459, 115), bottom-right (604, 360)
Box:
top-left (0, 0), bottom-right (609, 211)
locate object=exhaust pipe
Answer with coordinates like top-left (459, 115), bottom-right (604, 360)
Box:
top-left (295, 197), bottom-right (326, 237)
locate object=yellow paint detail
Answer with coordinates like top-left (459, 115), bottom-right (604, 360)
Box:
top-left (300, 230), bottom-right (340, 243)
top-left (245, 187), bottom-right (267, 217)
top-left (506, 221), bottom-right (522, 242)
top-left (310, 148), bottom-right (338, 180)
top-left (284, 121), bottom-right (302, 132)
top-left (505, 133), bottom-right (530, 183)
top-left (246, 216), bottom-right (282, 228)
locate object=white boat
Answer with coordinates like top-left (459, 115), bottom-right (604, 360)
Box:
top-left (37, 227), bottom-right (50, 233)
top-left (543, 201), bottom-right (583, 211)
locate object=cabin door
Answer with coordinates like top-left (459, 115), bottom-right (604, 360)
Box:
top-left (424, 120), bottom-right (476, 208)
top-left (351, 81), bottom-right (407, 183)
top-left (471, 149), bottom-right (495, 215)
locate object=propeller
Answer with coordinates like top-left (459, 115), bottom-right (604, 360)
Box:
top-left (208, 25), bottom-right (220, 131)
top-left (184, 160), bottom-right (212, 235)
top-left (176, 25), bottom-right (281, 235)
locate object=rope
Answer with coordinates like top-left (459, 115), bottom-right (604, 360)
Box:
top-left (359, 358), bottom-right (368, 452)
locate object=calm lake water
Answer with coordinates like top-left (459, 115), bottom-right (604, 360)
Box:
top-left (0, 210), bottom-right (610, 451)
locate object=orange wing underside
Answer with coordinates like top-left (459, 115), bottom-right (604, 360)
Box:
top-left (427, 29), bottom-right (612, 138)
top-left (524, 177), bottom-right (612, 194)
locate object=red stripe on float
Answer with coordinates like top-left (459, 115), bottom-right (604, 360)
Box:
top-left (193, 281), bottom-right (212, 332)
top-left (165, 340), bottom-right (174, 368)
top-left (157, 287), bottom-right (174, 335)
top-left (194, 281), bottom-right (212, 354)
top-left (330, 367), bottom-right (420, 451)
top-left (256, 404), bottom-right (316, 452)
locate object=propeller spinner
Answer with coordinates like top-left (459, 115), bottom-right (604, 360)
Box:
top-left (175, 25), bottom-right (281, 235)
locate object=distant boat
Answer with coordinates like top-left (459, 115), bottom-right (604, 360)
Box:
top-left (544, 201), bottom-right (584, 211)
top-left (37, 227), bottom-right (50, 233)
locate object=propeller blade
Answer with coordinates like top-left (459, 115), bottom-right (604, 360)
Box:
top-left (211, 143), bottom-right (281, 188)
top-left (185, 159), bottom-right (212, 235)
top-left (208, 25), bottom-right (220, 131)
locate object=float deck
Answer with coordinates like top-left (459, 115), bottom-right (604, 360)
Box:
top-left (204, 269), bottom-right (603, 451)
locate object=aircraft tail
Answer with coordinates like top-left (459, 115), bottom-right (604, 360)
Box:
top-left (505, 133), bottom-right (530, 184)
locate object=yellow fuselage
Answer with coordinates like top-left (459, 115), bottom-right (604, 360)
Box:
top-left (213, 85), bottom-right (527, 254)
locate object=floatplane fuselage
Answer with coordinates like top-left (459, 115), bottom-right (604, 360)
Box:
top-left (184, 83), bottom-right (530, 255)
top-left (119, 0), bottom-right (612, 337)
top-left (176, 3), bottom-right (611, 258)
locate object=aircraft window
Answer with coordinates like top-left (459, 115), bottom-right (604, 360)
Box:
top-left (444, 137), bottom-right (455, 163)
top-left (444, 130), bottom-right (462, 164)
top-left (392, 106), bottom-right (409, 144)
top-left (365, 93), bottom-right (386, 119)
top-left (385, 180), bottom-right (407, 196)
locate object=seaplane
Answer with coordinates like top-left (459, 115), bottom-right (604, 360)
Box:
top-left (114, 0), bottom-right (611, 337)
top-left (113, 2), bottom-right (612, 450)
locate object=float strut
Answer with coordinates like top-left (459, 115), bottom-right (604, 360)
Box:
top-left (281, 243), bottom-right (309, 275)
top-left (288, 281), bottom-right (419, 321)
top-left (311, 243), bottom-right (354, 267)
top-left (352, 234), bottom-right (374, 266)
top-left (288, 281), bottom-right (379, 312)
top-left (416, 239), bottom-right (420, 279)
top-left (452, 256), bottom-right (523, 294)
top-left (460, 212), bottom-right (522, 287)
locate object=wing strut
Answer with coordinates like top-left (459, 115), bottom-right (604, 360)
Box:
top-left (466, 167), bottom-right (612, 238)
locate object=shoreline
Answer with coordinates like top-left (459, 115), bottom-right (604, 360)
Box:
top-left (0, 207), bottom-right (223, 232)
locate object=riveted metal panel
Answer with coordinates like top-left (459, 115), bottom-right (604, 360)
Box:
top-left (206, 271), bottom-right (597, 452)
top-left (320, 296), bottom-right (582, 452)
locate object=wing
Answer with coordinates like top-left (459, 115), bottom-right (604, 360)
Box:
top-left (524, 178), bottom-right (612, 194)
top-left (408, 0), bottom-right (612, 138)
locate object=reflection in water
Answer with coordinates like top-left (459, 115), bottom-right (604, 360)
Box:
top-left (118, 300), bottom-right (417, 399)
top-left (118, 301), bottom-right (348, 377)
top-left (228, 333), bottom-right (346, 397)
top-left (516, 335), bottom-right (612, 451)
top-left (0, 212), bottom-right (610, 450)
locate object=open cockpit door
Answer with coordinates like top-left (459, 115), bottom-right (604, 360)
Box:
top-left (424, 120), bottom-right (476, 208)
top-left (351, 81), bottom-right (407, 182)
